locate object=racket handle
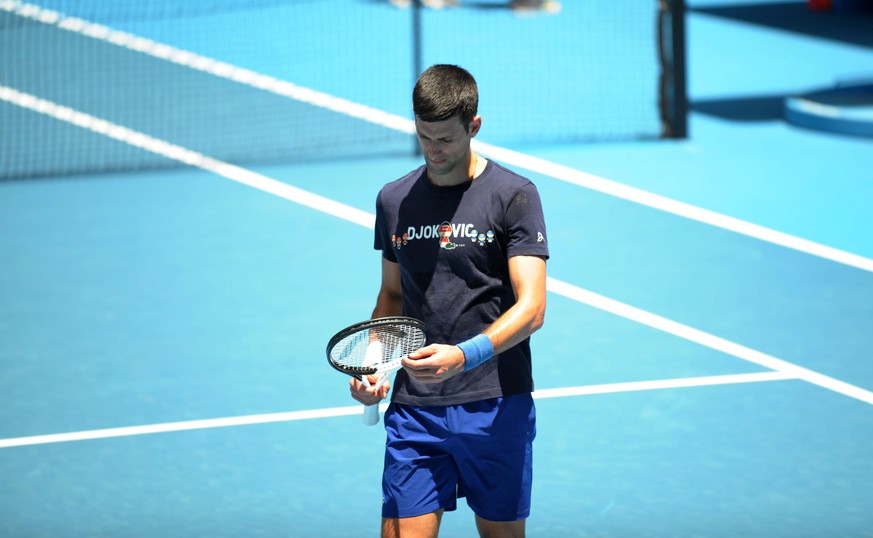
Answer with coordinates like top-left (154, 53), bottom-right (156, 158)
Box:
top-left (362, 403), bottom-right (380, 426)
top-left (361, 372), bottom-right (391, 426)
top-left (358, 373), bottom-right (382, 425)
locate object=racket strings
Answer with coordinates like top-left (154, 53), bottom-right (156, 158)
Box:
top-left (332, 324), bottom-right (424, 371)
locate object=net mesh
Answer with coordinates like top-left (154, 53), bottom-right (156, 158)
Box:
top-left (1, 0), bottom-right (674, 179)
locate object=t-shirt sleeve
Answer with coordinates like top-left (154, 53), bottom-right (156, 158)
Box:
top-left (505, 182), bottom-right (549, 260)
top-left (373, 190), bottom-right (398, 263)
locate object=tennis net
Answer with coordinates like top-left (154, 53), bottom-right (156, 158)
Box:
top-left (0, 0), bottom-right (685, 179)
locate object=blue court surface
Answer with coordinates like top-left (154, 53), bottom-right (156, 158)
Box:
top-left (1, 1), bottom-right (872, 537)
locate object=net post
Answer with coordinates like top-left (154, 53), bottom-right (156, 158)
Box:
top-left (659, 0), bottom-right (688, 138)
top-left (411, 0), bottom-right (423, 157)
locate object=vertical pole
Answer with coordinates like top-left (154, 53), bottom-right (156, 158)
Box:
top-left (659, 0), bottom-right (687, 138)
top-left (671, 0), bottom-right (688, 138)
top-left (412, 0), bottom-right (423, 80)
top-left (412, 0), bottom-right (423, 155)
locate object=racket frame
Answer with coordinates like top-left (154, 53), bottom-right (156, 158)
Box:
top-left (325, 316), bottom-right (426, 379)
top-left (326, 316), bottom-right (426, 426)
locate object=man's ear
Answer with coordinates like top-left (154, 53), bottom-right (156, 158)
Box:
top-left (469, 115), bottom-right (482, 137)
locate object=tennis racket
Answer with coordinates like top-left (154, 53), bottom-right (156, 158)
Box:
top-left (326, 316), bottom-right (426, 425)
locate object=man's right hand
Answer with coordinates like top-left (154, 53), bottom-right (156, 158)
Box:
top-left (349, 375), bottom-right (390, 406)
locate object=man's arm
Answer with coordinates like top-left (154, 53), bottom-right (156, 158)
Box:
top-left (403, 254), bottom-right (547, 383)
top-left (371, 257), bottom-right (403, 319)
top-left (483, 254), bottom-right (547, 353)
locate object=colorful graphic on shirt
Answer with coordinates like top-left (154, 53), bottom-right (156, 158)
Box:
top-left (473, 230), bottom-right (495, 246)
top-left (391, 232), bottom-right (410, 249)
top-left (394, 221), bottom-right (495, 250)
top-left (437, 222), bottom-right (455, 250)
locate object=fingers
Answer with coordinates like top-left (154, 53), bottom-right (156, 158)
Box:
top-left (406, 345), bottom-right (438, 360)
top-left (349, 376), bottom-right (390, 405)
top-left (403, 344), bottom-right (441, 369)
top-left (402, 344), bottom-right (465, 384)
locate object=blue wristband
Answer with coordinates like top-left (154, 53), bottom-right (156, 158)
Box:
top-left (457, 334), bottom-right (494, 371)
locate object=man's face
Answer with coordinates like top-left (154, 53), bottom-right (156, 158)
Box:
top-left (414, 115), bottom-right (480, 180)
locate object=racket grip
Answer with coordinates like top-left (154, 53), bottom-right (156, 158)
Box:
top-left (362, 403), bottom-right (380, 426)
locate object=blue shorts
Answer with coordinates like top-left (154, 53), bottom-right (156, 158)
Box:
top-left (381, 394), bottom-right (536, 522)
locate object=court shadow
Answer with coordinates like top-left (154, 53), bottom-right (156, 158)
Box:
top-left (691, 2), bottom-right (873, 49)
top-left (691, 95), bottom-right (786, 122)
top-left (366, 0), bottom-right (556, 12)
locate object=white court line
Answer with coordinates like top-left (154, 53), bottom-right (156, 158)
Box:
top-left (0, 406), bottom-right (364, 449)
top-left (0, 372), bottom-right (795, 448)
top-left (4, 84), bottom-right (873, 415)
top-left (546, 279), bottom-right (873, 407)
top-left (473, 141), bottom-right (873, 274)
top-left (0, 86), bottom-right (375, 229)
top-left (4, 0), bottom-right (871, 272)
top-left (532, 371), bottom-right (796, 400)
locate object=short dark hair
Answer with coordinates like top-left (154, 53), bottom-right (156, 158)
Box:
top-left (412, 64), bottom-right (478, 131)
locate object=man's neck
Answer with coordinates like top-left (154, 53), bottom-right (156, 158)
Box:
top-left (428, 152), bottom-right (486, 187)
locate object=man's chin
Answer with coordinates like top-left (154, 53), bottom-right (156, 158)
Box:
top-left (426, 165), bottom-right (446, 177)
top-left (426, 160), bottom-right (454, 176)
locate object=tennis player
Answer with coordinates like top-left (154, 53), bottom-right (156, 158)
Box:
top-left (350, 64), bottom-right (549, 538)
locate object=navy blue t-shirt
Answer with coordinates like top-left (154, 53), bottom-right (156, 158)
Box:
top-left (374, 160), bottom-right (549, 406)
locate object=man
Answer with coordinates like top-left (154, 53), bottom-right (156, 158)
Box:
top-left (350, 64), bottom-right (549, 538)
